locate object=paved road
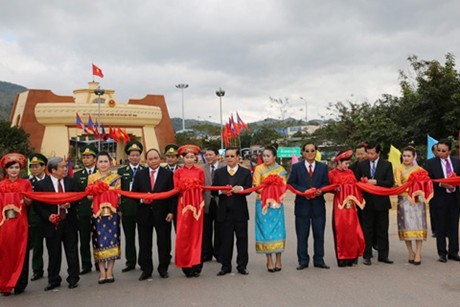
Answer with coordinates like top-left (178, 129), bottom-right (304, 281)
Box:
top-left (3, 193), bottom-right (460, 306)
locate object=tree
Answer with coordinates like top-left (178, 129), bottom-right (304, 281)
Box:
top-left (251, 126), bottom-right (282, 146)
top-left (268, 97), bottom-right (291, 121)
top-left (0, 120), bottom-right (33, 157)
top-left (399, 53), bottom-right (460, 145)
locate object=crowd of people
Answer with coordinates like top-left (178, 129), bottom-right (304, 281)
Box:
top-left (0, 138), bottom-right (459, 297)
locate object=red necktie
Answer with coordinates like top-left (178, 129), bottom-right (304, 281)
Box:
top-left (308, 164), bottom-right (313, 177)
top-left (58, 179), bottom-right (66, 220)
top-left (150, 169), bottom-right (156, 191)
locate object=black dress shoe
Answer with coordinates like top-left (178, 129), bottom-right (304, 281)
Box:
top-left (80, 268), bottom-right (91, 275)
top-left (14, 288), bottom-right (25, 295)
top-left (192, 271), bottom-right (201, 277)
top-left (159, 272), bottom-right (169, 279)
top-left (122, 266), bottom-right (135, 273)
top-left (408, 259), bottom-right (415, 264)
top-left (68, 283), bottom-right (78, 289)
top-left (448, 254), bottom-right (460, 261)
top-left (98, 279), bottom-right (106, 284)
top-left (296, 264), bottom-right (308, 270)
top-left (139, 272), bottom-right (152, 281)
top-left (363, 258), bottom-right (372, 265)
top-left (106, 277), bottom-right (115, 283)
top-left (378, 258), bottom-right (394, 264)
top-left (314, 263), bottom-right (330, 269)
top-left (438, 256), bottom-right (447, 263)
top-left (274, 267), bottom-right (282, 272)
top-left (413, 261), bottom-right (421, 265)
top-left (44, 284), bottom-right (60, 291)
top-left (217, 270), bottom-right (230, 276)
top-left (338, 260), bottom-right (347, 267)
top-left (31, 272), bottom-right (44, 281)
top-left (238, 268), bottom-right (249, 275)
top-left (2, 292), bottom-right (12, 296)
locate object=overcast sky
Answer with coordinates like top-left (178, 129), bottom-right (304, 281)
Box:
top-left (1, 0), bottom-right (459, 123)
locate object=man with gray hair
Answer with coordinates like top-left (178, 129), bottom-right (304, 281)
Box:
top-left (34, 157), bottom-right (80, 291)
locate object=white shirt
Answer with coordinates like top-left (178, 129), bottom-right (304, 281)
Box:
top-left (86, 167), bottom-right (96, 175)
top-left (50, 175), bottom-right (67, 214)
top-left (304, 160), bottom-right (316, 173)
top-left (149, 167), bottom-right (160, 183)
top-left (227, 165), bottom-right (239, 175)
top-left (441, 156), bottom-right (456, 192)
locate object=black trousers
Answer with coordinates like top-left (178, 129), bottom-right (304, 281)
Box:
top-left (202, 199), bottom-right (220, 261)
top-left (44, 220), bottom-right (80, 286)
top-left (218, 219), bottom-right (248, 271)
top-left (14, 246), bottom-right (29, 293)
top-left (435, 194), bottom-right (460, 257)
top-left (122, 215), bottom-right (137, 268)
top-left (138, 212), bottom-right (172, 275)
top-left (362, 207), bottom-right (389, 260)
top-left (429, 201), bottom-right (438, 235)
top-left (77, 215), bottom-right (92, 270)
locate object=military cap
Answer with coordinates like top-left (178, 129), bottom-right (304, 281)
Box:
top-left (80, 144), bottom-right (99, 157)
top-left (29, 153), bottom-right (48, 166)
top-left (164, 144), bottom-right (179, 156)
top-left (125, 140), bottom-right (143, 154)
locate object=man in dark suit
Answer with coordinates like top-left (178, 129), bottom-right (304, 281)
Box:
top-left (34, 157), bottom-right (80, 291)
top-left (132, 148), bottom-right (175, 280)
top-left (28, 153), bottom-right (48, 282)
top-left (118, 140), bottom-right (144, 272)
top-left (212, 147), bottom-right (252, 276)
top-left (202, 148), bottom-right (225, 262)
top-left (355, 142), bottom-right (394, 265)
top-left (73, 145), bottom-right (97, 275)
top-left (288, 143), bottom-right (330, 270)
top-left (425, 139), bottom-right (460, 262)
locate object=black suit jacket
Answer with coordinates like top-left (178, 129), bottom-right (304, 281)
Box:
top-left (355, 158), bottom-right (394, 210)
top-left (34, 176), bottom-right (79, 237)
top-left (211, 166), bottom-right (252, 222)
top-left (131, 167), bottom-right (175, 225)
top-left (425, 156), bottom-right (460, 205)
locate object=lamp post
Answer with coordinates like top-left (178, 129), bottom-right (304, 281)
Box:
top-left (216, 88), bottom-right (225, 149)
top-left (94, 86), bottom-right (105, 151)
top-left (299, 96), bottom-right (308, 123)
top-left (175, 84), bottom-right (189, 131)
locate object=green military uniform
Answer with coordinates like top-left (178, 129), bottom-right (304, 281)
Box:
top-left (163, 144), bottom-right (181, 173)
top-left (74, 145), bottom-right (98, 272)
top-left (28, 153), bottom-right (48, 280)
top-left (118, 140), bottom-right (144, 270)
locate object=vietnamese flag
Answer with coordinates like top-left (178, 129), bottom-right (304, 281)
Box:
top-left (92, 64), bottom-right (104, 78)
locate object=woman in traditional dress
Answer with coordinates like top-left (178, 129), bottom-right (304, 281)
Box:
top-left (173, 145), bottom-right (205, 278)
top-left (394, 146), bottom-right (427, 265)
top-left (328, 150), bottom-right (365, 267)
top-left (253, 145), bottom-right (287, 272)
top-left (87, 151), bottom-right (121, 283)
top-left (0, 153), bottom-right (32, 296)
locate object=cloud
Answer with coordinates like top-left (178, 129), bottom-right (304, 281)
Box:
top-left (1, 0), bottom-right (459, 122)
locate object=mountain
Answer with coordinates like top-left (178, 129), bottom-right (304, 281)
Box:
top-left (0, 81), bottom-right (28, 121)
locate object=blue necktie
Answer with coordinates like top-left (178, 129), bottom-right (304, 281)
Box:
top-left (371, 161), bottom-right (376, 178)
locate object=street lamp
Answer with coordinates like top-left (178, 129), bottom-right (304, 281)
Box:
top-left (175, 84), bottom-right (189, 131)
top-left (299, 96), bottom-right (308, 123)
top-left (216, 88), bottom-right (225, 149)
top-left (94, 86), bottom-right (105, 151)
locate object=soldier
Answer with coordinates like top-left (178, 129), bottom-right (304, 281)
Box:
top-left (118, 140), bottom-right (144, 272)
top-left (163, 144), bottom-right (181, 173)
top-left (28, 153), bottom-right (48, 281)
top-left (73, 144), bottom-right (98, 275)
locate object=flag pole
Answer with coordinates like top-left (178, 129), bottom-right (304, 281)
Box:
top-left (92, 61), bottom-right (94, 82)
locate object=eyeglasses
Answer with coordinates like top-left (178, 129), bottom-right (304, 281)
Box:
top-left (304, 150), bottom-right (316, 153)
top-left (436, 149), bottom-right (448, 153)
